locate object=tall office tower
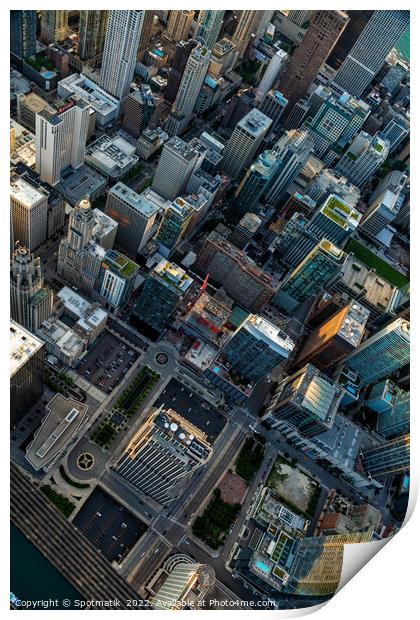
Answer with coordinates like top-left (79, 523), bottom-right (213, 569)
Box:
top-left (234, 150), bottom-right (279, 218)
top-left (165, 43), bottom-right (211, 135)
top-left (326, 11), bottom-right (374, 71)
top-left (306, 90), bottom-right (370, 158)
top-left (122, 86), bottom-right (155, 139)
top-left (307, 194), bottom-right (362, 247)
top-left (78, 11), bottom-right (108, 60)
top-left (334, 11), bottom-right (410, 97)
top-left (258, 90), bottom-right (288, 133)
top-left (359, 170), bottom-right (408, 239)
top-left (232, 11), bottom-right (264, 60)
top-left (221, 315), bottom-right (294, 382)
top-left (262, 364), bottom-right (343, 436)
top-left (97, 249), bottom-right (139, 313)
top-left (335, 132), bottom-right (389, 189)
top-left (274, 240), bottom-right (345, 313)
top-left (255, 50), bottom-right (289, 103)
top-left (209, 38), bottom-right (237, 77)
top-left (10, 177), bottom-right (48, 252)
top-left (295, 301), bottom-right (370, 371)
top-left (287, 11), bottom-right (314, 27)
top-left (10, 320), bottom-right (45, 426)
top-left (115, 408), bottom-right (212, 505)
top-left (133, 258), bottom-right (193, 336)
top-left (152, 137), bottom-right (200, 201)
top-left (221, 109), bottom-right (272, 180)
top-left (286, 533), bottom-right (372, 597)
top-left (195, 231), bottom-right (279, 311)
top-left (10, 246), bottom-right (53, 332)
top-left (166, 10), bottom-right (195, 42)
top-left (156, 197), bottom-right (193, 257)
top-left (282, 98), bottom-right (310, 131)
top-left (278, 11), bottom-right (349, 114)
top-left (100, 10), bottom-right (144, 100)
top-left (228, 213), bottom-right (262, 250)
top-left (137, 10), bottom-right (155, 55)
top-left (105, 183), bottom-right (161, 257)
top-left (371, 382), bottom-right (410, 439)
top-left (164, 40), bottom-right (198, 105)
top-left (345, 318), bottom-right (410, 387)
top-left (254, 10), bottom-right (274, 41)
top-left (57, 197), bottom-right (103, 293)
top-left (150, 561), bottom-right (215, 610)
top-left (380, 115), bottom-right (410, 153)
top-left (362, 435), bottom-right (410, 478)
top-left (40, 11), bottom-right (69, 44)
top-left (10, 11), bottom-right (37, 62)
top-left (35, 98), bottom-right (90, 186)
top-left (196, 10), bottom-right (225, 49)
top-left (264, 130), bottom-right (313, 205)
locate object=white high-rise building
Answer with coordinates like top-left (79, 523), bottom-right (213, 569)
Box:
top-left (152, 137), bottom-right (201, 200)
top-left (335, 132), bottom-right (389, 189)
top-left (196, 10), bottom-right (225, 49)
top-left (333, 11), bottom-right (410, 97)
top-left (255, 49), bottom-right (289, 103)
top-left (221, 109), bottom-right (272, 179)
top-left (10, 177), bottom-right (49, 251)
top-left (35, 98), bottom-right (90, 186)
top-left (165, 43), bottom-right (211, 135)
top-left (100, 10), bottom-right (145, 100)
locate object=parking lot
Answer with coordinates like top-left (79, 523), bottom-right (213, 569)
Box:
top-left (153, 378), bottom-right (226, 443)
top-left (76, 332), bottom-right (140, 394)
top-left (73, 485), bottom-right (147, 563)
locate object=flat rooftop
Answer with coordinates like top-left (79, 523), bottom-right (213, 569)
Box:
top-left (245, 315), bottom-right (295, 357)
top-left (320, 194), bottom-right (362, 231)
top-left (58, 73), bottom-right (119, 115)
top-left (184, 339), bottom-right (218, 371)
top-left (153, 257), bottom-right (193, 293)
top-left (25, 394), bottom-right (88, 471)
top-left (10, 176), bottom-right (47, 207)
top-left (109, 182), bottom-right (165, 217)
top-left (56, 164), bottom-right (106, 206)
top-left (341, 255), bottom-right (397, 311)
top-left (239, 108), bottom-right (272, 135)
top-left (10, 320), bottom-right (44, 376)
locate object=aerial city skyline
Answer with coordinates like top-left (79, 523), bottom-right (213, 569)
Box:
top-left (10, 8), bottom-right (410, 611)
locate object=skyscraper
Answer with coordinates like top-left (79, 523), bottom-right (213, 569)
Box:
top-left (335, 132), bottom-right (390, 189)
top-left (278, 10), bottom-right (349, 114)
top-left (10, 320), bottom-right (45, 426)
top-left (10, 11), bottom-right (37, 61)
top-left (164, 40), bottom-right (198, 105)
top-left (255, 49), bottom-right (289, 103)
top-left (196, 10), bottom-right (225, 49)
top-left (115, 407), bottom-right (212, 505)
top-left (274, 240), bottom-right (345, 312)
top-left (132, 258), bottom-right (193, 336)
top-left (156, 197), bottom-right (193, 257)
top-left (262, 364), bottom-right (343, 436)
top-left (258, 90), bottom-right (288, 133)
top-left (57, 197), bottom-right (104, 293)
top-left (326, 11), bottom-right (374, 71)
top-left (100, 10), bottom-right (145, 99)
top-left (221, 109), bottom-right (272, 179)
top-left (165, 10), bottom-right (195, 42)
top-left (40, 10), bottom-right (69, 44)
top-left (97, 249), bottom-right (139, 312)
top-left (150, 561), bottom-right (215, 610)
top-left (234, 149), bottom-right (280, 218)
top-left (137, 10), bottom-right (155, 56)
top-left (35, 98), bottom-right (90, 186)
top-left (78, 10), bottom-right (108, 60)
top-left (10, 245), bottom-right (53, 332)
top-left (165, 43), bottom-right (211, 135)
top-left (221, 315), bottom-right (294, 382)
top-left (361, 435), bottom-right (410, 477)
top-left (345, 318), bottom-right (410, 386)
top-left (10, 176), bottom-right (49, 251)
top-left (334, 11), bottom-right (410, 97)
top-left (105, 183), bottom-right (161, 257)
top-left (152, 137), bottom-right (200, 201)
top-left (264, 130), bottom-right (314, 204)
top-left (295, 301), bottom-right (370, 371)
top-left (232, 11), bottom-right (264, 60)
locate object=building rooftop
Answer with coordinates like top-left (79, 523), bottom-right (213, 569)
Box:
top-left (10, 320), bottom-right (44, 377)
top-left (37, 317), bottom-right (85, 356)
top-left (341, 255), bottom-right (398, 313)
top-left (166, 136), bottom-right (198, 161)
top-left (152, 256), bottom-right (193, 293)
top-left (337, 301), bottom-right (370, 347)
top-left (56, 164), bottom-right (107, 206)
top-left (17, 90), bottom-right (50, 114)
top-left (85, 134), bottom-right (138, 179)
top-left (92, 208), bottom-right (118, 240)
top-left (238, 108), bottom-right (272, 135)
top-left (25, 394), bottom-right (88, 471)
top-left (184, 339), bottom-right (218, 371)
top-left (102, 249), bottom-right (139, 279)
top-left (320, 194), bottom-right (362, 231)
top-left (57, 286), bottom-right (108, 328)
top-left (10, 176), bottom-right (47, 207)
top-left (58, 73), bottom-right (119, 116)
top-left (291, 365), bottom-right (342, 428)
top-left (245, 315), bottom-right (295, 357)
top-left (109, 182), bottom-right (166, 217)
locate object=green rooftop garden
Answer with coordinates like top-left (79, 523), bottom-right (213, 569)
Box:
top-left (25, 54), bottom-right (55, 73)
top-left (374, 143), bottom-right (384, 153)
top-left (345, 238), bottom-right (409, 288)
top-left (346, 151), bottom-right (358, 161)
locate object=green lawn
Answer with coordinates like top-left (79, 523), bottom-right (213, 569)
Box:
top-left (192, 489), bottom-right (241, 549)
top-left (40, 485), bottom-right (75, 518)
top-left (91, 421), bottom-right (118, 449)
top-left (59, 465), bottom-right (90, 489)
top-left (235, 437), bottom-right (265, 483)
top-left (345, 238), bottom-right (409, 288)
